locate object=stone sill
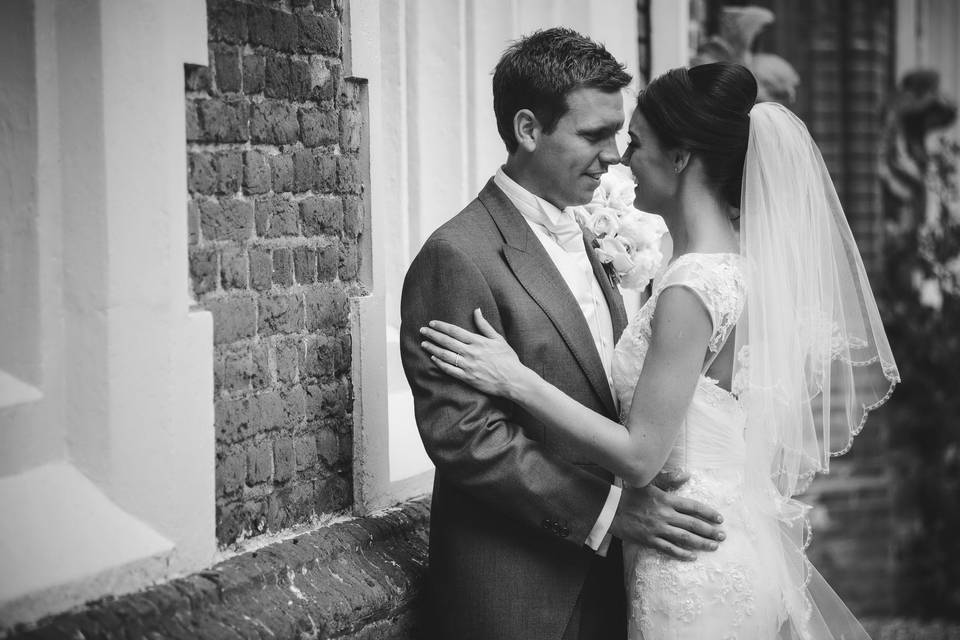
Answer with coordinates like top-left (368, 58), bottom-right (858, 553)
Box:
top-left (9, 497), bottom-right (430, 639)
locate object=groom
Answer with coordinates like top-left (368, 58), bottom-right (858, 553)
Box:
top-left (400, 28), bottom-right (724, 640)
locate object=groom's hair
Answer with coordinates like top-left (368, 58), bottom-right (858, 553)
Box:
top-left (493, 28), bottom-right (631, 153)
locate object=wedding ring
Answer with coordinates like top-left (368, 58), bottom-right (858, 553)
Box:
top-left (455, 353), bottom-right (462, 368)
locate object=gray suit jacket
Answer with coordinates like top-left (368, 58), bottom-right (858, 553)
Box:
top-left (400, 179), bottom-right (629, 639)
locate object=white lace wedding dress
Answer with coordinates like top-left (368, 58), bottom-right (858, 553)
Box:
top-left (613, 252), bottom-right (789, 639)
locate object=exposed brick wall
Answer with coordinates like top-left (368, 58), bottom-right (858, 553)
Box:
top-left (186, 0), bottom-right (365, 546)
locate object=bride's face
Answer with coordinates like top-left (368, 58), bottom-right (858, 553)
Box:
top-left (621, 110), bottom-right (678, 214)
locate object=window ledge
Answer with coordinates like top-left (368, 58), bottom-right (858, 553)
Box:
top-left (13, 496), bottom-right (430, 638)
top-left (0, 462), bottom-right (175, 627)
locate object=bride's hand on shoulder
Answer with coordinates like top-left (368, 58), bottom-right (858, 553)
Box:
top-left (420, 308), bottom-right (532, 401)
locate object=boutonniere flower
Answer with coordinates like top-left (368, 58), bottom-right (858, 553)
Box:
top-left (569, 171), bottom-right (668, 290)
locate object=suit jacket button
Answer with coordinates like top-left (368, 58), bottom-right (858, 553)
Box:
top-left (558, 527), bottom-right (570, 538)
top-left (541, 519), bottom-right (552, 530)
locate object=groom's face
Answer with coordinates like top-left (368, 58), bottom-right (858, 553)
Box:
top-left (530, 87), bottom-right (624, 209)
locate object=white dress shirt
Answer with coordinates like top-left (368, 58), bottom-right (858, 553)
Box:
top-left (494, 168), bottom-right (622, 554)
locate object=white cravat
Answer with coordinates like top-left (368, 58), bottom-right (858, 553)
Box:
top-left (494, 168), bottom-right (621, 554)
top-left (493, 169), bottom-right (586, 252)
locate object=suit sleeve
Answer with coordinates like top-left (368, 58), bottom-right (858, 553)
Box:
top-left (399, 238), bottom-right (612, 544)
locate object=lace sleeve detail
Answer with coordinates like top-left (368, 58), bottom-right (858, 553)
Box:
top-left (656, 254), bottom-right (746, 353)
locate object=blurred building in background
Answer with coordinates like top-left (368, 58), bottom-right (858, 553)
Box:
top-left (1, 0), bottom-right (958, 637)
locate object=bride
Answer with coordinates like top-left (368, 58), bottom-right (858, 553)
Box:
top-left (419, 63), bottom-right (899, 638)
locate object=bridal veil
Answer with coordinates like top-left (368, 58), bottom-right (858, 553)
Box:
top-left (734, 102), bottom-right (900, 638)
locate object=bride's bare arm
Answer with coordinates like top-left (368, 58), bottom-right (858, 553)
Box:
top-left (420, 288), bottom-right (712, 487)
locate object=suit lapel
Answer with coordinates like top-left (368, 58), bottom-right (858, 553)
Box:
top-left (479, 180), bottom-right (620, 418)
top-left (582, 229), bottom-right (629, 341)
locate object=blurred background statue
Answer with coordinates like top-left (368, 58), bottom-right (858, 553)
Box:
top-left (691, 5), bottom-right (800, 104)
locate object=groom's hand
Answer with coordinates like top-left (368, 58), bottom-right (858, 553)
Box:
top-left (609, 471), bottom-right (725, 561)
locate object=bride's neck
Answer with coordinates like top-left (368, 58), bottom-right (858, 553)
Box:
top-left (667, 179), bottom-right (738, 257)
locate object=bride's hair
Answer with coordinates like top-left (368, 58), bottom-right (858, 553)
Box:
top-left (637, 63), bottom-right (757, 208)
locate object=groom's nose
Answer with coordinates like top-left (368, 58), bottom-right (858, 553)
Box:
top-left (599, 136), bottom-right (621, 166)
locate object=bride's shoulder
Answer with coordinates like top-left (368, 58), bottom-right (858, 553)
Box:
top-left (659, 252), bottom-right (743, 289)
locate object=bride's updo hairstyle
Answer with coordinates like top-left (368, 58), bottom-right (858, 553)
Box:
top-left (636, 62), bottom-right (757, 208)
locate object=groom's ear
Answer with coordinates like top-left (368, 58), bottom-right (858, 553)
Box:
top-left (513, 109), bottom-right (540, 153)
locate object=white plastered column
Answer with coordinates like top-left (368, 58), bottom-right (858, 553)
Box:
top-left (0, 0), bottom-right (214, 627)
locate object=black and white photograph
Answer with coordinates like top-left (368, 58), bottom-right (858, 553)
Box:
top-left (1, 1), bottom-right (958, 638)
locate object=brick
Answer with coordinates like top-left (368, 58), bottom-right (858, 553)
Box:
top-left (339, 241), bottom-right (358, 281)
top-left (197, 97), bottom-right (250, 143)
top-left (214, 150), bottom-right (243, 195)
top-left (290, 59), bottom-right (313, 101)
top-left (216, 395), bottom-right (256, 442)
top-left (273, 248), bottom-right (294, 286)
top-left (243, 150), bottom-right (271, 195)
top-left (188, 151), bottom-right (216, 194)
top-left (342, 195), bottom-right (363, 239)
top-left (305, 285), bottom-right (348, 331)
top-left (337, 155), bottom-right (362, 193)
top-left (299, 107), bottom-right (338, 148)
top-left (317, 242), bottom-right (338, 281)
top-left (247, 441), bottom-right (273, 485)
top-left (199, 197), bottom-right (254, 241)
top-left (213, 44), bottom-right (242, 93)
top-left (272, 11), bottom-right (298, 53)
top-left (220, 246), bottom-right (248, 289)
top-left (258, 292), bottom-right (304, 335)
top-left (335, 333), bottom-right (351, 375)
top-left (187, 199), bottom-right (200, 245)
top-left (274, 437), bottom-right (296, 483)
top-left (308, 56), bottom-right (338, 102)
top-left (314, 473), bottom-right (351, 512)
top-left (293, 246), bottom-right (317, 284)
top-left (292, 147), bottom-right (316, 193)
top-left (255, 194), bottom-right (299, 238)
top-left (190, 248), bottom-right (219, 295)
top-left (208, 0), bottom-right (248, 44)
top-left (340, 77), bottom-right (363, 109)
top-left (295, 434), bottom-right (318, 470)
top-left (302, 335), bottom-right (335, 380)
top-left (316, 428), bottom-right (339, 466)
top-left (249, 247), bottom-right (273, 291)
top-left (250, 100), bottom-right (299, 145)
top-left (207, 294), bottom-right (257, 344)
top-left (246, 4), bottom-right (275, 48)
top-left (217, 450), bottom-right (246, 496)
top-left (251, 339), bottom-right (272, 389)
top-left (242, 53), bottom-right (265, 94)
top-left (316, 152), bottom-right (337, 192)
top-left (256, 390), bottom-right (284, 432)
top-left (298, 13), bottom-right (340, 55)
top-left (221, 348), bottom-right (253, 392)
top-left (300, 196), bottom-right (343, 236)
top-left (274, 334), bottom-right (301, 384)
top-left (340, 109), bottom-right (363, 153)
top-left (185, 100), bottom-right (201, 141)
top-left (270, 151), bottom-right (294, 192)
top-left (185, 63), bottom-right (211, 94)
top-left (258, 387), bottom-right (304, 432)
top-left (265, 53), bottom-right (291, 99)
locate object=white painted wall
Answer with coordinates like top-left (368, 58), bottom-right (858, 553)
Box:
top-left (0, 0), bottom-right (215, 627)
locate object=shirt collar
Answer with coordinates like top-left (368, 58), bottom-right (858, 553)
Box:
top-left (494, 167), bottom-right (570, 227)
